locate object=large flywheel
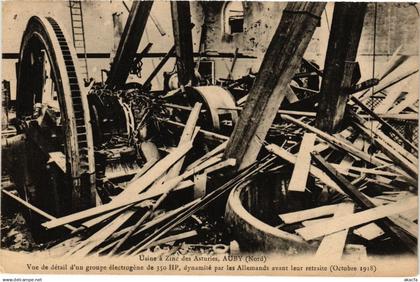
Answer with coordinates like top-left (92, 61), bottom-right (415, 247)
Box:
top-left (15, 16), bottom-right (96, 218)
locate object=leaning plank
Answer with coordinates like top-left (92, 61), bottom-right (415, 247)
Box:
top-left (279, 204), bottom-right (339, 224)
top-left (315, 202), bottom-right (354, 259)
top-left (128, 157), bottom-right (159, 184)
top-left (185, 141), bottom-right (227, 171)
top-left (353, 120), bottom-right (418, 180)
top-left (70, 211), bottom-right (136, 257)
top-left (288, 133), bottom-right (316, 192)
top-left (297, 197), bottom-right (417, 241)
top-left (82, 180), bottom-right (194, 231)
top-left (350, 96), bottom-right (417, 153)
top-left (281, 114), bottom-right (387, 167)
top-left (388, 79), bottom-right (419, 114)
top-left (266, 143), bottom-right (345, 194)
top-left (112, 141), bottom-right (193, 202)
top-left (165, 102), bottom-right (202, 180)
top-left (1, 189), bottom-right (76, 232)
top-left (44, 153), bottom-right (222, 230)
top-left (42, 180), bottom-right (194, 229)
top-left (388, 215), bottom-right (418, 239)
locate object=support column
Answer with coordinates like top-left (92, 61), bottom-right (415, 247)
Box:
top-left (315, 3), bottom-right (367, 133)
top-left (224, 2), bottom-right (326, 170)
top-left (106, 1), bottom-right (153, 89)
top-left (110, 12), bottom-right (124, 64)
top-left (171, 1), bottom-right (195, 86)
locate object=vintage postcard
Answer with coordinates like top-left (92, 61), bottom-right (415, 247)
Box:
top-left (0, 0), bottom-right (418, 278)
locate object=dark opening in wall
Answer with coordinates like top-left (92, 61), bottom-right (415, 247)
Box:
top-left (223, 2), bottom-right (244, 35)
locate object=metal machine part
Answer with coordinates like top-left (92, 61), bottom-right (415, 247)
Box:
top-left (15, 16), bottom-right (96, 214)
top-left (165, 85), bottom-right (238, 132)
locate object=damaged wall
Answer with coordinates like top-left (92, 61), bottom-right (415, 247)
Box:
top-left (2, 2), bottom-right (419, 95)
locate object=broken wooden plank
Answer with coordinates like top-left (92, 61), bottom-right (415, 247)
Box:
top-left (388, 215), bottom-right (418, 239)
top-left (113, 141), bottom-right (193, 202)
top-left (297, 197), bottom-right (417, 241)
top-left (128, 157), bottom-right (159, 184)
top-left (315, 202), bottom-right (354, 259)
top-left (160, 118), bottom-right (229, 142)
top-left (193, 173), bottom-right (207, 199)
top-left (70, 210), bottom-right (136, 257)
top-left (205, 158), bottom-right (236, 174)
top-left (224, 2), bottom-right (326, 170)
top-left (48, 152), bottom-right (66, 173)
top-left (352, 119), bottom-right (418, 180)
top-left (350, 96), bottom-right (417, 153)
top-left (185, 141), bottom-right (227, 171)
top-left (165, 102), bottom-right (202, 180)
top-left (45, 151), bottom-right (222, 230)
top-left (266, 143), bottom-right (345, 194)
top-left (311, 152), bottom-right (417, 253)
top-left (301, 217), bottom-right (331, 227)
top-left (279, 204), bottom-right (339, 224)
top-left (281, 114), bottom-right (388, 167)
top-left (353, 223), bottom-right (385, 240)
top-left (42, 179), bottom-right (194, 230)
top-left (288, 133), bottom-right (316, 192)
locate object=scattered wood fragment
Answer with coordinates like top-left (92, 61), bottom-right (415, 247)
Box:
top-left (279, 204), bottom-right (339, 224)
top-left (353, 223), bottom-right (384, 240)
top-left (288, 133), bottom-right (316, 192)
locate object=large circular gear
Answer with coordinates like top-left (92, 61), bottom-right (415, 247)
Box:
top-left (15, 16), bottom-right (96, 218)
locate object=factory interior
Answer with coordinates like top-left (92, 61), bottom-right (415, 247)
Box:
top-left (1, 1), bottom-right (419, 260)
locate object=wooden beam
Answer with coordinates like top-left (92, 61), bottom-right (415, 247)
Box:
top-left (311, 152), bottom-right (417, 254)
top-left (171, 1), bottom-right (195, 86)
top-left (142, 46), bottom-right (176, 89)
top-left (315, 2), bottom-right (367, 133)
top-left (288, 133), bottom-right (316, 192)
top-left (224, 2), bottom-right (326, 170)
top-left (106, 1), bottom-right (153, 89)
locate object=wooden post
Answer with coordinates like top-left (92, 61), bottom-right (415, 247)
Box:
top-left (171, 1), bottom-right (195, 86)
top-left (224, 2), bottom-right (326, 170)
top-left (106, 1), bottom-right (153, 89)
top-left (111, 12), bottom-right (124, 64)
top-left (315, 3), bottom-right (367, 133)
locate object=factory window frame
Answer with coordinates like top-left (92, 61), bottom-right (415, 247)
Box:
top-left (222, 1), bottom-right (244, 35)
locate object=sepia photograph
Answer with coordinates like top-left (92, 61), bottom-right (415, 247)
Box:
top-left (0, 0), bottom-right (418, 277)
